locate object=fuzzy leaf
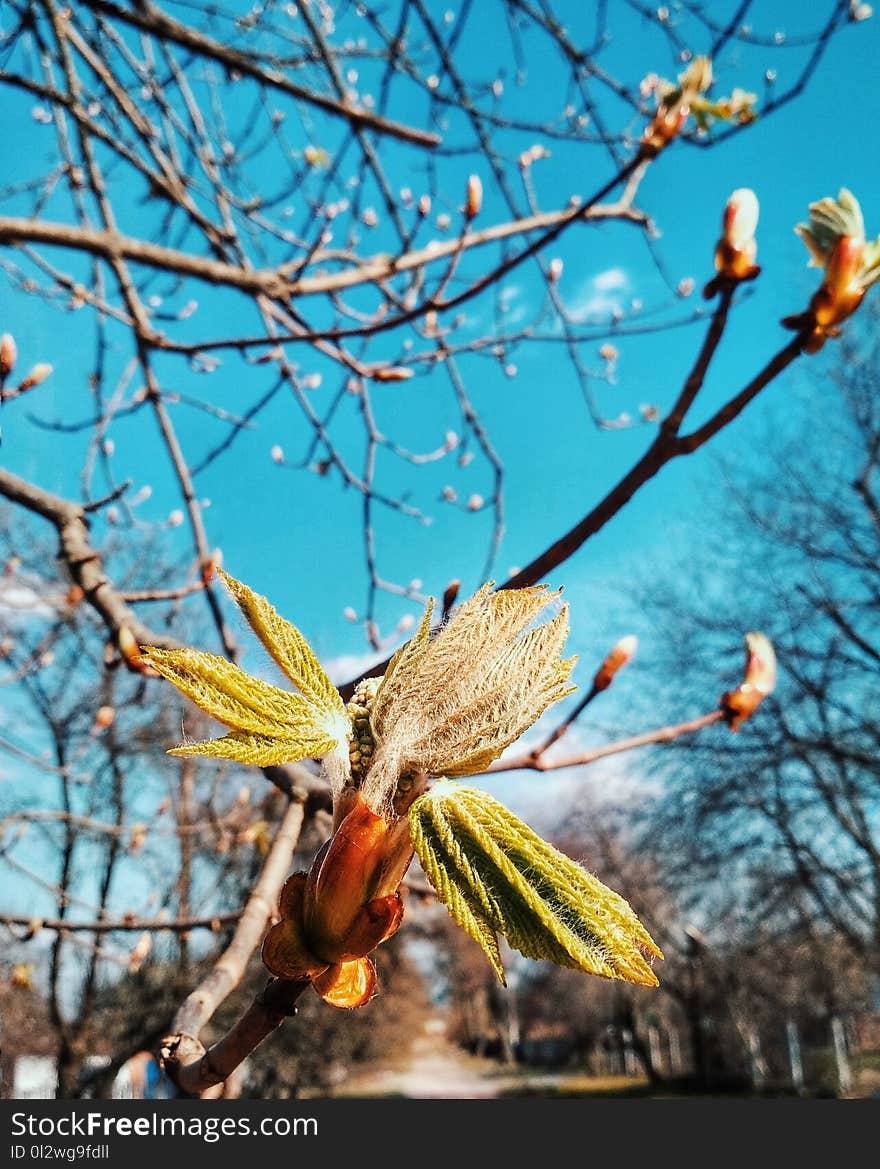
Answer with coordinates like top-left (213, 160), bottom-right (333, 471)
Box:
top-left (410, 783), bottom-right (662, 988)
top-left (169, 728), bottom-right (336, 766)
top-left (408, 798), bottom-right (505, 981)
top-left (363, 584), bottom-right (576, 814)
top-left (217, 570), bottom-right (344, 716)
top-left (372, 597), bottom-right (435, 713)
top-left (796, 188), bottom-right (866, 267)
top-left (141, 646), bottom-right (333, 737)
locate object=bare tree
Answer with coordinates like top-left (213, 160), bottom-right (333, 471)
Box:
top-left (2, 1), bottom-right (878, 1099)
top-left (627, 310), bottom-right (880, 980)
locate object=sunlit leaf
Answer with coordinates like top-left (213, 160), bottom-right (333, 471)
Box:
top-left (169, 728), bottom-right (336, 766)
top-left (217, 570), bottom-right (344, 716)
top-left (410, 783), bottom-right (663, 988)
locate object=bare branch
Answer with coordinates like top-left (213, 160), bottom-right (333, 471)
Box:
top-left (76, 0), bottom-right (441, 148)
top-left (160, 796), bottom-right (308, 1095)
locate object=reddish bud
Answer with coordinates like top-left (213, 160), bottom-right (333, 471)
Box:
top-left (371, 366), bottom-right (414, 382)
top-left (93, 705), bottom-right (115, 730)
top-left (592, 635), bottom-right (638, 692)
top-left (705, 189), bottom-right (761, 297)
top-left (465, 174), bottom-right (483, 219)
top-left (820, 235), bottom-right (865, 314)
top-left (17, 362), bottom-right (53, 391)
top-left (720, 631), bottom-right (776, 730)
top-left (0, 333), bottom-right (16, 379)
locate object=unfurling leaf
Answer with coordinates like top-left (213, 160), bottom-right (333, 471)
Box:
top-left (592, 634), bottom-right (638, 692)
top-left (795, 188), bottom-right (865, 268)
top-left (361, 583), bottom-right (576, 815)
top-left (783, 190), bottom-right (880, 352)
top-left (141, 575), bottom-right (349, 767)
top-left (141, 647), bottom-right (328, 736)
top-left (409, 782), bottom-right (663, 988)
top-left (169, 729), bottom-right (336, 766)
top-left (216, 569), bottom-right (344, 717)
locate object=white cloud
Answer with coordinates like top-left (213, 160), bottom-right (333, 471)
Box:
top-left (497, 281), bottom-right (528, 326)
top-left (0, 577), bottom-right (56, 621)
top-left (592, 266), bottom-right (628, 292)
top-left (323, 650), bottom-right (386, 687)
top-left (568, 267), bottom-right (629, 323)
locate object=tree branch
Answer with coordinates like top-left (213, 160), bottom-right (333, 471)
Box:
top-left (160, 795), bottom-right (308, 1096)
top-left (0, 911), bottom-right (240, 934)
top-left (75, 0), bottom-right (441, 148)
top-left (486, 709), bottom-right (726, 774)
top-left (0, 466), bottom-right (180, 655)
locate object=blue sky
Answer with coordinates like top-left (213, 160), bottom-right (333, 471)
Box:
top-left (1, 0), bottom-right (879, 835)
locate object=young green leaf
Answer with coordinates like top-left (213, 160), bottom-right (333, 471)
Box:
top-left (410, 782), bottom-right (663, 988)
top-left (217, 570), bottom-right (344, 716)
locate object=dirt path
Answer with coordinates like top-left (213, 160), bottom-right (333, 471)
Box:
top-left (330, 1025), bottom-right (518, 1099)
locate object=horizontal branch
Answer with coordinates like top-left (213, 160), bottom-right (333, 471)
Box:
top-left (0, 911), bottom-right (240, 934)
top-left (0, 217), bottom-right (287, 301)
top-left (486, 709), bottom-right (726, 774)
top-left (0, 199), bottom-right (644, 309)
top-left (282, 201), bottom-right (647, 297)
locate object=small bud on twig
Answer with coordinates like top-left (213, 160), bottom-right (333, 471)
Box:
top-left (0, 333), bottom-right (16, 380)
top-left (93, 705), bottom-right (115, 732)
top-left (592, 635), bottom-right (638, 692)
top-left (719, 631), bottom-right (776, 730)
top-left (442, 578), bottom-right (461, 619)
top-left (782, 188), bottom-right (880, 352)
top-left (703, 188), bottom-right (761, 298)
top-left (17, 362), bottom-right (53, 392)
top-left (465, 174), bottom-right (483, 219)
top-left (371, 366), bottom-right (414, 382)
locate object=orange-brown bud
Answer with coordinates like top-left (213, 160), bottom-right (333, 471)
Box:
top-left (18, 362), bottom-right (53, 391)
top-left (371, 366), bottom-right (414, 382)
top-left (118, 625), bottom-right (141, 662)
top-left (592, 634), bottom-right (638, 692)
top-left (262, 792), bottom-right (413, 1008)
top-left (641, 104), bottom-right (689, 154)
top-left (120, 626), bottom-right (156, 675)
top-left (93, 704), bottom-right (115, 730)
top-left (0, 333), bottom-right (16, 379)
top-left (720, 631), bottom-right (776, 731)
top-left (812, 235), bottom-right (866, 330)
top-left (705, 189), bottom-right (761, 296)
top-left (465, 174), bottom-right (483, 219)
top-left (304, 794), bottom-right (411, 963)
